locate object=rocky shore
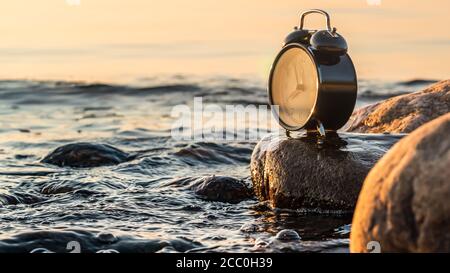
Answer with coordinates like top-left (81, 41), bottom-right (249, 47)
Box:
top-left (250, 132), bottom-right (403, 211)
top-left (250, 80), bottom-right (450, 252)
top-left (345, 80), bottom-right (449, 133)
top-left (37, 80), bottom-right (450, 252)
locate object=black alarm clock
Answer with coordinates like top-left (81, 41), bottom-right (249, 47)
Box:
top-left (268, 9), bottom-right (357, 136)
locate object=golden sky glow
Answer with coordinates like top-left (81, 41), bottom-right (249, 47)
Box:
top-left (0, 0), bottom-right (449, 82)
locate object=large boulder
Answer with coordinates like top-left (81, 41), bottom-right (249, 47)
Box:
top-left (250, 132), bottom-right (403, 211)
top-left (350, 113), bottom-right (450, 253)
top-left (345, 80), bottom-right (450, 133)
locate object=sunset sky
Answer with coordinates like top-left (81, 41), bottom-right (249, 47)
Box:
top-left (0, 0), bottom-right (449, 82)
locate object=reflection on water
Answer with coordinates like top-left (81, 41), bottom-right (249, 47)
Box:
top-left (0, 76), bottom-right (435, 252)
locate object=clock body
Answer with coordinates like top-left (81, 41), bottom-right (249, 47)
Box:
top-left (268, 43), bottom-right (357, 131)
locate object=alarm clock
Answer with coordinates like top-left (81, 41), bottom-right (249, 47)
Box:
top-left (268, 9), bottom-right (357, 136)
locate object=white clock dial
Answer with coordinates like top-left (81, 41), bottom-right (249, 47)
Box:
top-left (271, 46), bottom-right (318, 128)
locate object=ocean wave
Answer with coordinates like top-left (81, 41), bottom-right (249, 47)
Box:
top-left (173, 142), bottom-right (253, 165)
top-left (0, 77), bottom-right (436, 108)
top-left (0, 229), bottom-right (203, 253)
top-left (0, 191), bottom-right (46, 206)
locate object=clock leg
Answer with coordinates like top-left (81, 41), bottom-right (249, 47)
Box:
top-left (285, 130), bottom-right (291, 138)
top-left (316, 120), bottom-right (326, 137)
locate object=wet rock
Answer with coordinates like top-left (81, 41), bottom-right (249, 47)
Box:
top-left (251, 132), bottom-right (403, 211)
top-left (30, 248), bottom-right (55, 253)
top-left (96, 232), bottom-right (118, 244)
top-left (41, 142), bottom-right (133, 167)
top-left (261, 230), bottom-right (303, 252)
top-left (274, 229), bottom-right (301, 241)
top-left (239, 223), bottom-right (260, 233)
top-left (156, 246), bottom-right (178, 253)
top-left (190, 175), bottom-right (253, 204)
top-left (254, 238), bottom-right (269, 248)
top-left (346, 80), bottom-right (450, 133)
top-left (96, 249), bottom-right (120, 253)
top-left (350, 113), bottom-right (450, 253)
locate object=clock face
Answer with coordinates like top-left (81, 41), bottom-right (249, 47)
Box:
top-left (270, 46), bottom-right (318, 129)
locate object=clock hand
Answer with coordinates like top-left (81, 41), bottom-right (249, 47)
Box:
top-left (294, 65), bottom-right (304, 91)
top-left (286, 89), bottom-right (302, 103)
top-left (283, 89), bottom-right (297, 112)
top-left (294, 65), bottom-right (300, 85)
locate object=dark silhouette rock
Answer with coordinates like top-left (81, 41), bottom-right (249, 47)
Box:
top-left (41, 142), bottom-right (133, 168)
top-left (350, 113), bottom-right (450, 253)
top-left (251, 132), bottom-right (403, 211)
top-left (345, 80), bottom-right (450, 133)
top-left (189, 175), bottom-right (253, 204)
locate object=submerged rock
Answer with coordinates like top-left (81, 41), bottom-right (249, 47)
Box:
top-left (96, 232), bottom-right (119, 244)
top-left (239, 223), bottom-right (261, 233)
top-left (345, 80), bottom-right (450, 133)
top-left (350, 113), bottom-right (450, 253)
top-left (274, 229), bottom-right (301, 241)
top-left (250, 132), bottom-right (403, 211)
top-left (190, 175), bottom-right (253, 204)
top-left (41, 142), bottom-right (133, 167)
top-left (30, 248), bottom-right (55, 253)
top-left (96, 249), bottom-right (120, 253)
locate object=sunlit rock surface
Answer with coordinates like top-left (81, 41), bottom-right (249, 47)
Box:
top-left (345, 80), bottom-right (450, 133)
top-left (250, 132), bottom-right (403, 211)
top-left (350, 113), bottom-right (450, 253)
